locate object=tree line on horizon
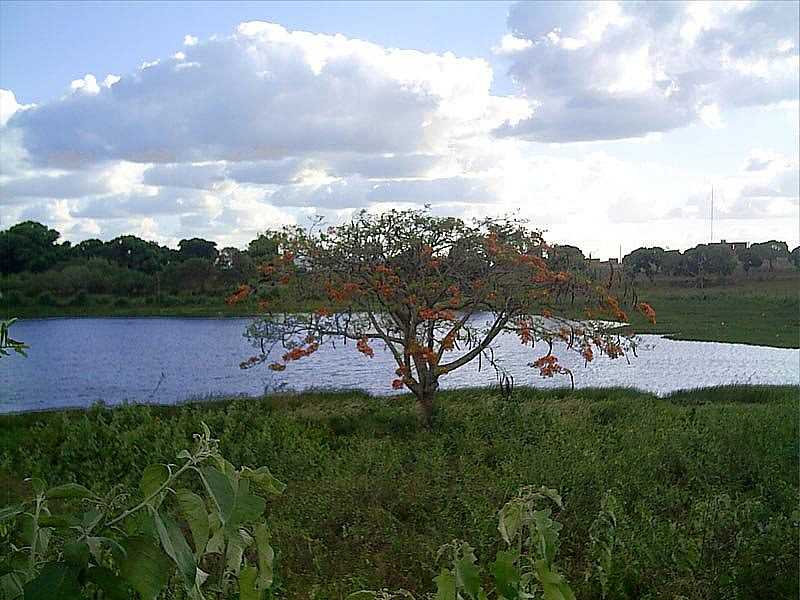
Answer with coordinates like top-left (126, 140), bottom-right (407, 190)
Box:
top-left (1, 220), bottom-right (798, 308)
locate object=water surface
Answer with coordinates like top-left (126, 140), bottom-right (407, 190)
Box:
top-left (2, 317), bottom-right (798, 413)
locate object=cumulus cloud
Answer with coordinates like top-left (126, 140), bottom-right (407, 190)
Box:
top-left (496, 1), bottom-right (799, 142)
top-left (0, 12), bottom-right (797, 256)
top-left (7, 21), bottom-right (525, 168)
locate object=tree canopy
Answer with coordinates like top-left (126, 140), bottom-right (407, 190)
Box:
top-left (230, 210), bottom-right (654, 423)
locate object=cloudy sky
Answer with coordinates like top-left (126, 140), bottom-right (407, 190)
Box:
top-left (1, 0), bottom-right (798, 259)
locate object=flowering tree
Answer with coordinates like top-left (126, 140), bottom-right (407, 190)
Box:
top-left (230, 210), bottom-right (654, 424)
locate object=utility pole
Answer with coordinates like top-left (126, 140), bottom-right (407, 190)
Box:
top-left (710, 185), bottom-right (714, 243)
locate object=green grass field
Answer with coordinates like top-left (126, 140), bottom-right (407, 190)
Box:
top-left (629, 277), bottom-right (799, 348)
top-left (2, 385), bottom-right (797, 598)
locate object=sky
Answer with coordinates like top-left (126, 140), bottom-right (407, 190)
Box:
top-left (1, 0), bottom-right (798, 260)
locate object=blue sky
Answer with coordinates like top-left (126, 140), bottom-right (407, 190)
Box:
top-left (1, 1), bottom-right (515, 101)
top-left (1, 1), bottom-right (798, 259)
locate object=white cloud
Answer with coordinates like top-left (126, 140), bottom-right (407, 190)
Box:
top-left (0, 13), bottom-right (797, 256)
top-left (493, 33), bottom-right (533, 55)
top-left (0, 89), bottom-right (31, 126)
top-left (7, 21), bottom-right (524, 168)
top-left (70, 74), bottom-right (101, 95)
top-left (496, 0), bottom-right (799, 142)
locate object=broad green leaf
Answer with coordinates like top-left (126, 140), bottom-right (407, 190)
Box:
top-left (538, 487), bottom-right (563, 509)
top-left (22, 562), bottom-right (81, 600)
top-left (201, 466), bottom-right (265, 530)
top-left (238, 565), bottom-right (260, 600)
top-left (241, 466), bottom-right (286, 496)
top-left (225, 530), bottom-right (245, 578)
top-left (81, 509), bottom-right (103, 530)
top-left (86, 566), bottom-right (131, 600)
top-left (119, 536), bottom-right (171, 600)
top-left (0, 572), bottom-right (24, 599)
top-left (200, 466), bottom-right (235, 524)
top-left (37, 514), bottom-right (79, 528)
top-left (63, 541), bottom-right (90, 569)
top-left (177, 489), bottom-right (209, 556)
top-left (151, 509), bottom-right (197, 591)
top-left (491, 550), bottom-right (519, 600)
top-left (455, 555), bottom-right (482, 599)
top-left (140, 464), bottom-right (170, 501)
top-left (434, 569), bottom-right (457, 600)
top-left (498, 500), bottom-right (525, 545)
top-left (254, 522), bottom-right (275, 590)
top-left (46, 483), bottom-right (92, 500)
top-left (534, 560), bottom-right (575, 600)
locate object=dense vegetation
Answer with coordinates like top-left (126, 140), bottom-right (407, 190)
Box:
top-left (1, 385), bottom-right (797, 598)
top-left (1, 220), bottom-right (798, 326)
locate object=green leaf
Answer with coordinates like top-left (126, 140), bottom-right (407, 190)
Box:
top-left (86, 566), bottom-right (131, 600)
top-left (201, 466), bottom-right (265, 530)
top-left (241, 466), bottom-right (286, 496)
top-left (23, 562), bottom-right (81, 600)
top-left (37, 514), bottom-right (79, 528)
top-left (491, 550), bottom-right (519, 600)
top-left (254, 522), bottom-right (275, 590)
top-left (46, 483), bottom-right (92, 500)
top-left (455, 555), bottom-right (482, 599)
top-left (434, 569), bottom-right (457, 600)
top-left (140, 464), bottom-right (170, 502)
top-left (151, 509), bottom-right (197, 591)
top-left (119, 536), bottom-right (171, 600)
top-left (534, 560), bottom-right (575, 600)
top-left (498, 500), bottom-right (525, 545)
top-left (0, 572), bottom-right (24, 599)
top-left (200, 466), bottom-right (235, 524)
top-left (176, 489), bottom-right (209, 556)
top-left (63, 541), bottom-right (90, 569)
top-left (238, 565), bottom-right (260, 600)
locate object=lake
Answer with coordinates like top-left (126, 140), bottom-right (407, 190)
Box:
top-left (1, 317), bottom-right (798, 413)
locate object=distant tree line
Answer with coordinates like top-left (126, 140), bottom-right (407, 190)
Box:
top-left (620, 241), bottom-right (799, 283)
top-left (1, 221), bottom-right (798, 309)
top-left (0, 221), bottom-right (279, 307)
top-left (543, 240), bottom-right (799, 284)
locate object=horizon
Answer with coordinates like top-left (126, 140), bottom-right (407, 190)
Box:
top-left (1, 1), bottom-right (798, 262)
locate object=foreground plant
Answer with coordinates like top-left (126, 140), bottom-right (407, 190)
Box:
top-left (350, 486), bottom-right (575, 600)
top-left (0, 318), bottom-right (27, 358)
top-left (232, 210), bottom-right (655, 424)
top-left (0, 424), bottom-right (283, 599)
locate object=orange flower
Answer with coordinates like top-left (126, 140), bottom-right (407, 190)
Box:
top-left (356, 337), bottom-right (375, 358)
top-left (581, 345), bottom-right (594, 362)
top-left (225, 284), bottom-right (251, 305)
top-left (637, 302), bottom-right (657, 324)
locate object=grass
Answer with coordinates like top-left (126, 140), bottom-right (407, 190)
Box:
top-left (1, 385), bottom-right (797, 599)
top-left (627, 276), bottom-right (799, 348)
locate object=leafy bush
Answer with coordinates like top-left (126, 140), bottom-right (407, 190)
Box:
top-left (352, 486), bottom-right (575, 600)
top-left (35, 291), bottom-right (57, 307)
top-left (0, 425), bottom-right (283, 599)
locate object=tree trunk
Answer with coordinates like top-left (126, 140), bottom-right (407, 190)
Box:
top-left (415, 383), bottom-right (438, 426)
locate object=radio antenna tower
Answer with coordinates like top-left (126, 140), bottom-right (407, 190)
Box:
top-left (710, 185), bottom-right (714, 243)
